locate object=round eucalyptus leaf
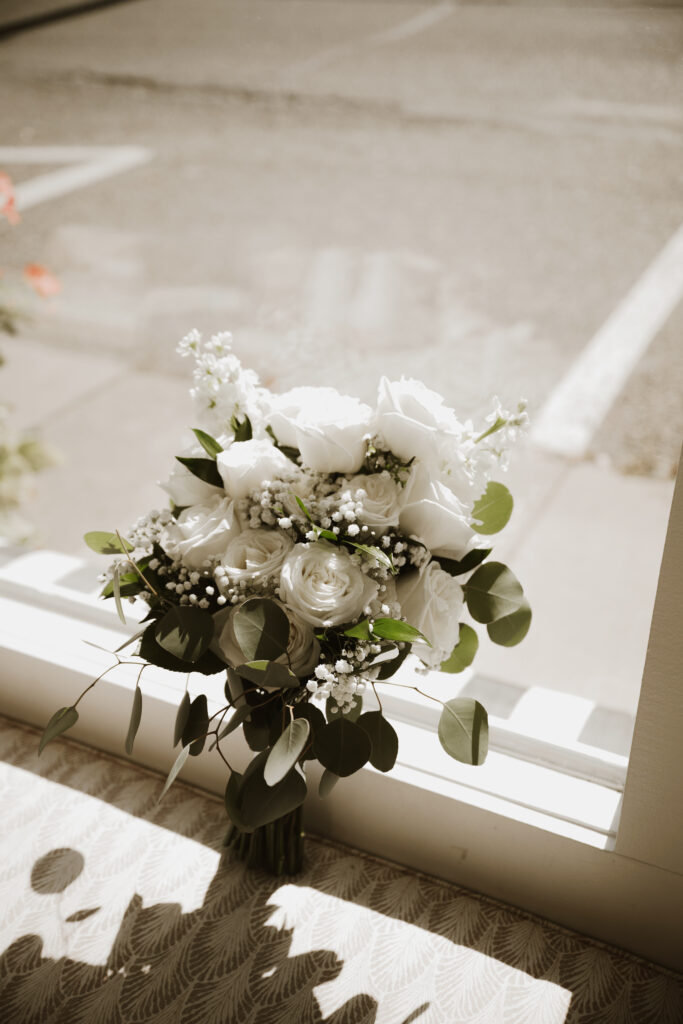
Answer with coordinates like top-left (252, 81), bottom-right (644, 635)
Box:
top-left (464, 562), bottom-right (524, 624)
top-left (264, 718), bottom-right (311, 787)
top-left (155, 606), bottom-right (214, 664)
top-left (238, 755), bottom-right (307, 829)
top-left (438, 698), bottom-right (488, 766)
top-left (233, 598), bottom-right (290, 662)
top-left (293, 702), bottom-right (326, 759)
top-left (472, 481), bottom-right (513, 536)
top-left (357, 711), bottom-right (399, 772)
top-left (487, 598), bottom-right (532, 647)
top-left (440, 623), bottom-right (479, 673)
top-left (326, 694), bottom-right (362, 723)
top-left (314, 718), bottom-right (372, 777)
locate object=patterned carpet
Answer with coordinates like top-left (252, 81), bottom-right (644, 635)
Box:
top-left (0, 717), bottom-right (681, 1024)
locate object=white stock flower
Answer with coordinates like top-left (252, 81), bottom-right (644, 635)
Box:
top-left (279, 541), bottom-right (378, 627)
top-left (216, 439), bottom-right (297, 500)
top-left (212, 600), bottom-right (320, 677)
top-left (399, 462), bottom-right (475, 559)
top-left (163, 495), bottom-right (240, 570)
top-left (343, 472), bottom-right (404, 535)
top-left (220, 527), bottom-right (293, 586)
top-left (376, 376), bottom-right (463, 466)
top-left (396, 562), bottom-right (464, 668)
top-left (269, 386), bottom-right (373, 474)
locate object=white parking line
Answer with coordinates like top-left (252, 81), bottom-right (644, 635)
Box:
top-left (0, 145), bottom-right (151, 212)
top-left (284, 2), bottom-right (456, 77)
top-left (531, 220), bottom-right (683, 458)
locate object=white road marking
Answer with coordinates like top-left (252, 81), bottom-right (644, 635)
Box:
top-left (284, 2), bottom-right (456, 77)
top-left (0, 145), bottom-right (151, 212)
top-left (531, 219), bottom-right (683, 458)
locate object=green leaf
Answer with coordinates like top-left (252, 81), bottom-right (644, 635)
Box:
top-left (326, 694), bottom-right (363, 723)
top-left (487, 598), bottom-right (532, 647)
top-left (192, 427), bottom-right (223, 459)
top-left (374, 644), bottom-right (410, 680)
top-left (155, 606), bottom-right (214, 664)
top-left (230, 414), bottom-right (253, 442)
top-left (472, 481), bottom-right (513, 536)
top-left (84, 531), bottom-right (133, 555)
top-left (292, 702), bottom-right (326, 758)
top-left (112, 565), bottom-right (126, 626)
top-left (158, 744), bottom-right (190, 802)
top-left (371, 618), bottom-right (429, 645)
top-left (237, 751), bottom-right (308, 830)
top-left (138, 624), bottom-right (225, 675)
top-left (345, 542), bottom-right (394, 573)
top-left (39, 706), bottom-right (78, 754)
top-left (294, 495), bottom-right (312, 521)
top-left (435, 548), bottom-right (492, 577)
top-left (237, 660), bottom-right (300, 689)
top-left (233, 598), bottom-right (290, 662)
top-left (209, 703), bottom-right (253, 750)
top-left (343, 620), bottom-right (372, 640)
top-left (357, 711), bottom-right (398, 772)
top-left (264, 718), bottom-right (311, 786)
top-left (182, 693), bottom-right (209, 756)
top-left (175, 456), bottom-right (223, 488)
top-left (318, 769), bottom-right (339, 798)
top-left (124, 685), bottom-right (143, 755)
top-left (173, 691), bottom-right (191, 747)
top-left (438, 698), bottom-right (488, 766)
top-left (314, 718), bottom-right (372, 777)
top-left (440, 623), bottom-right (479, 673)
top-left (464, 561), bottom-right (524, 624)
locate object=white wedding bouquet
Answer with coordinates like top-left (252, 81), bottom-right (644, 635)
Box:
top-left (41, 331), bottom-right (530, 874)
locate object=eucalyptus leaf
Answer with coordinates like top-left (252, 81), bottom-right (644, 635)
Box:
top-left (175, 456), bottom-right (223, 488)
top-left (182, 693), bottom-right (209, 755)
top-left (293, 702), bottom-right (326, 758)
top-left (192, 427), bottom-right (223, 459)
top-left (264, 718), bottom-right (311, 787)
top-left (138, 624), bottom-right (225, 675)
top-left (437, 698), bottom-right (488, 766)
top-left (158, 744), bottom-right (190, 802)
top-left (173, 690), bottom-right (191, 747)
top-left (84, 531), bottom-right (133, 555)
top-left (487, 598), bottom-right (532, 647)
top-left (464, 562), bottom-right (524, 624)
top-left (318, 769), bottom-right (339, 798)
top-left (435, 548), bottom-right (492, 577)
top-left (233, 598), bottom-right (290, 663)
top-left (124, 685), bottom-right (143, 755)
top-left (357, 711), bottom-right (398, 772)
top-left (155, 606), bottom-right (214, 664)
top-left (371, 618), bottom-right (429, 645)
top-left (375, 644), bottom-right (410, 680)
top-left (39, 706), bottom-right (78, 755)
top-left (314, 718), bottom-right (372, 777)
top-left (472, 481), bottom-right (513, 536)
top-left (237, 752), bottom-right (307, 829)
top-left (210, 703), bottom-right (253, 749)
top-left (112, 565), bottom-right (126, 626)
top-left (237, 660), bottom-right (300, 689)
top-left (440, 623), bottom-right (479, 673)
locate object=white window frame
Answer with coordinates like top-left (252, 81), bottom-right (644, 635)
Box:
top-left (1, 449), bottom-right (681, 971)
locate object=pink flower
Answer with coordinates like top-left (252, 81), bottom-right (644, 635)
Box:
top-left (0, 173), bottom-right (20, 226)
top-left (23, 264), bottom-right (61, 298)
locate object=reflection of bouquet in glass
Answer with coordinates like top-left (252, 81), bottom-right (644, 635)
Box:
top-left (41, 331), bottom-right (531, 875)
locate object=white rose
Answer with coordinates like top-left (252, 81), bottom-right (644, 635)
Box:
top-left (212, 600), bottom-right (320, 677)
top-left (399, 462), bottom-right (475, 560)
top-left (216, 439), bottom-right (296, 500)
top-left (376, 376), bottom-right (463, 466)
top-left (343, 472), bottom-right (404, 535)
top-left (396, 562), bottom-right (464, 668)
top-left (160, 464), bottom-right (223, 508)
top-left (220, 528), bottom-right (293, 587)
top-left (279, 541), bottom-right (378, 628)
top-left (269, 386), bottom-right (373, 474)
top-left (163, 495), bottom-right (240, 570)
